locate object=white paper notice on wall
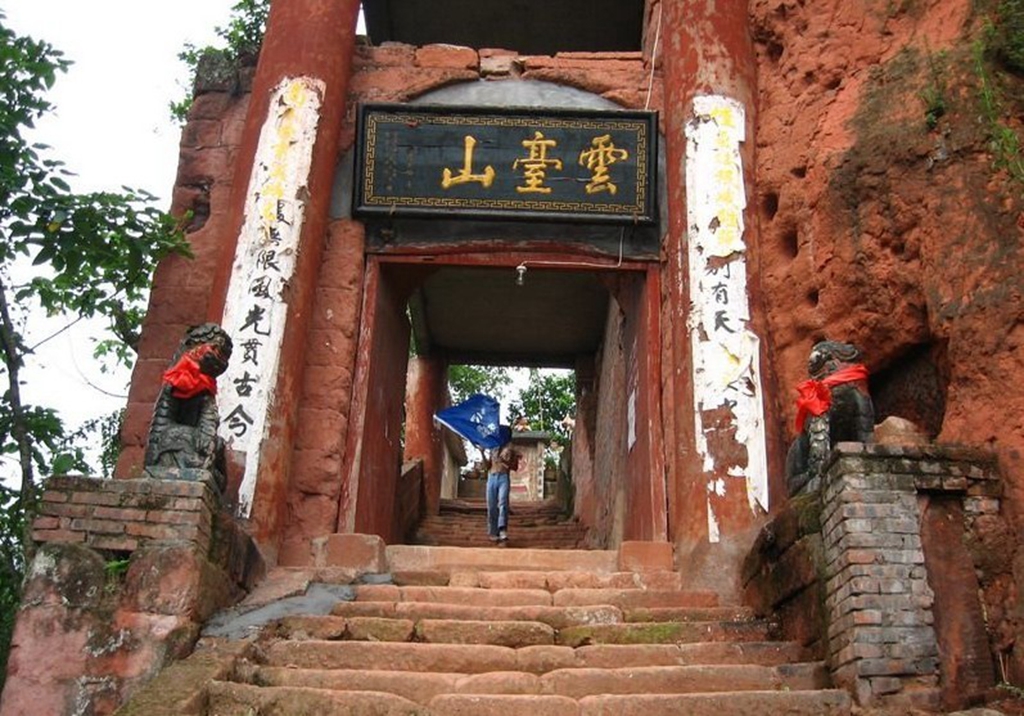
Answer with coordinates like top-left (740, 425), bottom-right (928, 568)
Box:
top-left (218, 76), bottom-right (326, 519)
top-left (627, 390), bottom-right (637, 451)
top-left (685, 95), bottom-right (769, 539)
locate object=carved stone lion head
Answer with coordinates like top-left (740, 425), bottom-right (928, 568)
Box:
top-left (807, 340), bottom-right (863, 380)
top-left (174, 323), bottom-right (233, 378)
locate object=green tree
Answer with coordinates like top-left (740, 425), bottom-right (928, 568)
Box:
top-left (170, 0), bottom-right (271, 122)
top-left (0, 13), bottom-right (190, 687)
top-left (447, 364), bottom-right (512, 405)
top-left (510, 369), bottom-right (576, 441)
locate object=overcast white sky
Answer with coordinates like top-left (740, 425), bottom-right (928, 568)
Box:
top-left (2, 0), bottom-right (237, 476)
top-left (0, 3), bottom-right (539, 481)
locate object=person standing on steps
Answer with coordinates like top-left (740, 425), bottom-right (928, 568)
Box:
top-left (487, 432), bottom-right (520, 545)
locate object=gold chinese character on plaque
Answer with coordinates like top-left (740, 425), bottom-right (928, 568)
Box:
top-left (578, 134), bottom-right (629, 195)
top-left (513, 131), bottom-right (562, 194)
top-left (441, 135), bottom-right (495, 189)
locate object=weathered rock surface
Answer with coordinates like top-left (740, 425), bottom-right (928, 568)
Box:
top-left (752, 0), bottom-right (1024, 680)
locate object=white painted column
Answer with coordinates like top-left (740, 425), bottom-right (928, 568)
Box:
top-left (218, 77), bottom-right (325, 518)
top-left (685, 95), bottom-right (769, 542)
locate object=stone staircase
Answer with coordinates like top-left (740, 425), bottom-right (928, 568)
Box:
top-left (411, 498), bottom-right (587, 549)
top-left (189, 543), bottom-right (852, 715)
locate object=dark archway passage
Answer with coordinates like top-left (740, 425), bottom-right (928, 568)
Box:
top-left (339, 252), bottom-right (666, 547)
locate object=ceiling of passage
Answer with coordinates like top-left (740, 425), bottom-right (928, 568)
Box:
top-left (361, 0), bottom-right (645, 55)
top-left (409, 265), bottom-right (611, 368)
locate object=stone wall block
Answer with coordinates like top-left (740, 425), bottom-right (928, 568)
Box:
top-left (415, 44), bottom-right (478, 69)
top-left (355, 42), bottom-right (417, 67)
top-left (294, 408), bottom-right (345, 452)
top-left (300, 364), bottom-right (354, 411)
top-left (306, 328), bottom-right (350, 367)
top-left (289, 449), bottom-right (343, 497)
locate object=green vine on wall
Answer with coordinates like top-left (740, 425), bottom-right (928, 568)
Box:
top-left (973, 0), bottom-right (1024, 192)
top-left (990, 0), bottom-right (1024, 73)
top-left (169, 0), bottom-right (270, 122)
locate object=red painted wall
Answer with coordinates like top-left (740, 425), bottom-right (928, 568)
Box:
top-left (343, 261), bottom-right (413, 543)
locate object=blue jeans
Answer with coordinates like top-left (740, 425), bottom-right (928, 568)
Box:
top-left (486, 472), bottom-right (510, 537)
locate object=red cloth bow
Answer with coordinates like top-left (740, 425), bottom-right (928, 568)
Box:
top-left (794, 363), bottom-right (868, 432)
top-left (162, 345), bottom-right (218, 399)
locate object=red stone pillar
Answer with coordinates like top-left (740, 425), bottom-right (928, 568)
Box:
top-left (662, 0), bottom-right (772, 578)
top-left (404, 356), bottom-right (447, 515)
top-left (208, 0), bottom-right (362, 557)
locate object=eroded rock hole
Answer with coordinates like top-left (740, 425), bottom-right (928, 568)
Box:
top-left (782, 227), bottom-right (799, 258)
top-left (870, 339), bottom-right (949, 439)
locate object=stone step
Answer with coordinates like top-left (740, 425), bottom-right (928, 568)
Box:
top-left (438, 498), bottom-right (568, 515)
top-left (354, 584), bottom-right (555, 607)
top-left (416, 526), bottom-right (583, 536)
top-left (389, 570), bottom-right (686, 592)
top-left (210, 683), bottom-right (851, 715)
top-left (433, 690), bottom-right (852, 715)
top-left (551, 588), bottom-right (719, 609)
top-left (259, 640), bottom-right (813, 672)
top-left (331, 598), bottom-right (755, 627)
top-left (556, 620), bottom-right (771, 647)
top-left (386, 545), bottom-right (619, 574)
top-left (418, 516), bottom-right (582, 527)
top-left (207, 681), bottom-right (422, 715)
top-left (447, 569), bottom-right (683, 591)
top-left (350, 584), bottom-right (719, 609)
top-left (244, 662), bottom-right (829, 702)
top-left (413, 536), bottom-right (585, 550)
top-left (331, 600), bottom-right (626, 629)
top-left (276, 615), bottom-right (557, 646)
top-left (414, 500), bottom-right (586, 550)
top-left (411, 531), bottom-right (586, 548)
top-left (273, 615), bottom-right (770, 646)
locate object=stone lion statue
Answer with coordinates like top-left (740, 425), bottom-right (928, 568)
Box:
top-left (785, 340), bottom-right (874, 496)
top-left (144, 323), bottom-right (233, 490)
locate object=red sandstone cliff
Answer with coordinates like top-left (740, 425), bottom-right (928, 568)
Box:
top-left (752, 0), bottom-right (1024, 677)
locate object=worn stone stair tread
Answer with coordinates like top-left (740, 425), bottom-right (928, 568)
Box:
top-left (576, 689), bottom-right (852, 715)
top-left (262, 640), bottom-right (524, 673)
top-left (259, 640), bottom-right (814, 672)
top-left (350, 584), bottom-right (722, 610)
top-left (438, 498), bottom-right (566, 513)
top-left (552, 588), bottom-right (720, 608)
top-left (414, 500), bottom-right (586, 551)
top-left (428, 693), bottom-right (578, 715)
top-left (539, 662), bottom-right (831, 698)
top-left (248, 662), bottom-right (828, 701)
top-left (248, 667), bottom-right (465, 703)
top-left (207, 681), bottom-right (426, 715)
top-left (386, 545), bottom-right (619, 574)
top-left (556, 619), bottom-right (771, 646)
top-left (354, 583), bottom-right (557, 607)
top-left (447, 570), bottom-right (682, 591)
top-left (250, 666), bottom-right (551, 702)
top-left (425, 690), bottom-right (852, 716)
top-left (623, 605), bottom-right (757, 622)
top-left (573, 641), bottom-right (812, 667)
top-left (415, 618), bottom-right (556, 645)
top-left (331, 599), bottom-right (625, 628)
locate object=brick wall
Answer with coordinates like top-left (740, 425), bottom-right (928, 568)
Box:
top-left (821, 443), bottom-right (999, 709)
top-left (32, 470), bottom-right (216, 555)
top-left (744, 442), bottom-right (1002, 710)
top-left (3, 470), bottom-right (265, 716)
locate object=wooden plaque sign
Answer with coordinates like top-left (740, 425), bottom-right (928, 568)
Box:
top-left (355, 103), bottom-right (658, 225)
